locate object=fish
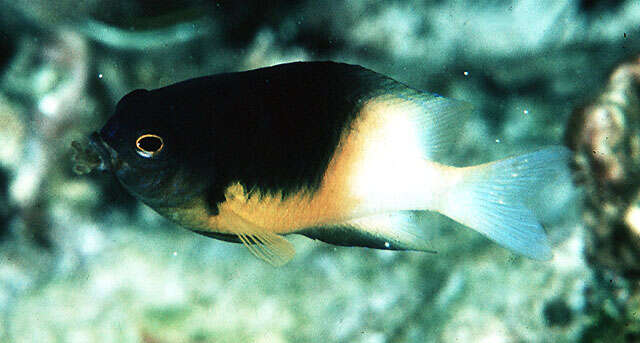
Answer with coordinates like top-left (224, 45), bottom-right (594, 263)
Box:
top-left (71, 61), bottom-right (570, 266)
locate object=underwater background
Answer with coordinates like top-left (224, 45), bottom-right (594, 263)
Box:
top-left (0, 1), bottom-right (639, 342)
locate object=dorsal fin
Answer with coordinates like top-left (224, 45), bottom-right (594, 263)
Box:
top-left (391, 88), bottom-right (474, 161)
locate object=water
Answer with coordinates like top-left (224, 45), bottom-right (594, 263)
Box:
top-left (0, 1), bottom-right (638, 342)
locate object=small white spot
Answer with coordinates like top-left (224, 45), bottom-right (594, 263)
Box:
top-left (463, 71), bottom-right (469, 76)
top-left (625, 206), bottom-right (640, 236)
top-left (38, 95), bottom-right (59, 117)
top-left (498, 199), bottom-right (505, 205)
top-left (511, 173), bottom-right (519, 177)
top-left (80, 226), bottom-right (104, 255)
top-left (384, 242), bottom-right (390, 248)
top-left (98, 73), bottom-right (103, 79)
top-left (10, 168), bottom-right (39, 205)
top-left (495, 138), bottom-right (501, 143)
top-left (172, 251), bottom-right (177, 257)
top-left (523, 109), bottom-right (529, 114)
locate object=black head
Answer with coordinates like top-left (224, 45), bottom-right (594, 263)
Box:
top-left (101, 89), bottom-right (171, 170)
top-left (95, 88), bottom-right (214, 207)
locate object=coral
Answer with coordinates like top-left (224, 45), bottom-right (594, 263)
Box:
top-left (0, 0), bottom-right (639, 342)
top-left (567, 56), bottom-right (640, 275)
top-left (566, 55), bottom-right (640, 341)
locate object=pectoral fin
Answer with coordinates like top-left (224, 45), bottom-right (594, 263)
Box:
top-left (236, 231), bottom-right (295, 267)
top-left (221, 208), bottom-right (296, 267)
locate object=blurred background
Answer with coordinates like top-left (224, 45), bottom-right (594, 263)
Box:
top-left (0, 1), bottom-right (639, 342)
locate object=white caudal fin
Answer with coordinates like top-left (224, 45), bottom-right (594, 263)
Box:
top-left (437, 146), bottom-right (571, 260)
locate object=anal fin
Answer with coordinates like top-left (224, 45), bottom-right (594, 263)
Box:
top-left (299, 212), bottom-right (436, 253)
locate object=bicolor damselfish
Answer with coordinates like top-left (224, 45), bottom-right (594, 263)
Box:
top-left (72, 61), bottom-right (570, 266)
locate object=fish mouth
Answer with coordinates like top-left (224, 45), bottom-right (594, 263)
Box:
top-left (88, 131), bottom-right (120, 172)
top-left (71, 131), bottom-right (120, 175)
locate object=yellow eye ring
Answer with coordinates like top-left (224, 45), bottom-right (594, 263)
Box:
top-left (136, 134), bottom-right (164, 158)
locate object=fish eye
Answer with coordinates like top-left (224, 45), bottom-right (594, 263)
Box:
top-left (135, 134), bottom-right (164, 158)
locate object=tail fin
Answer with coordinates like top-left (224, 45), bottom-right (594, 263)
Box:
top-left (438, 146), bottom-right (571, 260)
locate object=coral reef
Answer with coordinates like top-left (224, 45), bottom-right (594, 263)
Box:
top-left (567, 55), bottom-right (640, 341)
top-left (568, 56), bottom-right (640, 275)
top-left (0, 0), bottom-right (639, 342)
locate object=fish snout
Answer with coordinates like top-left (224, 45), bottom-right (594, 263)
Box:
top-left (71, 132), bottom-right (120, 174)
top-left (89, 131), bottom-right (121, 172)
